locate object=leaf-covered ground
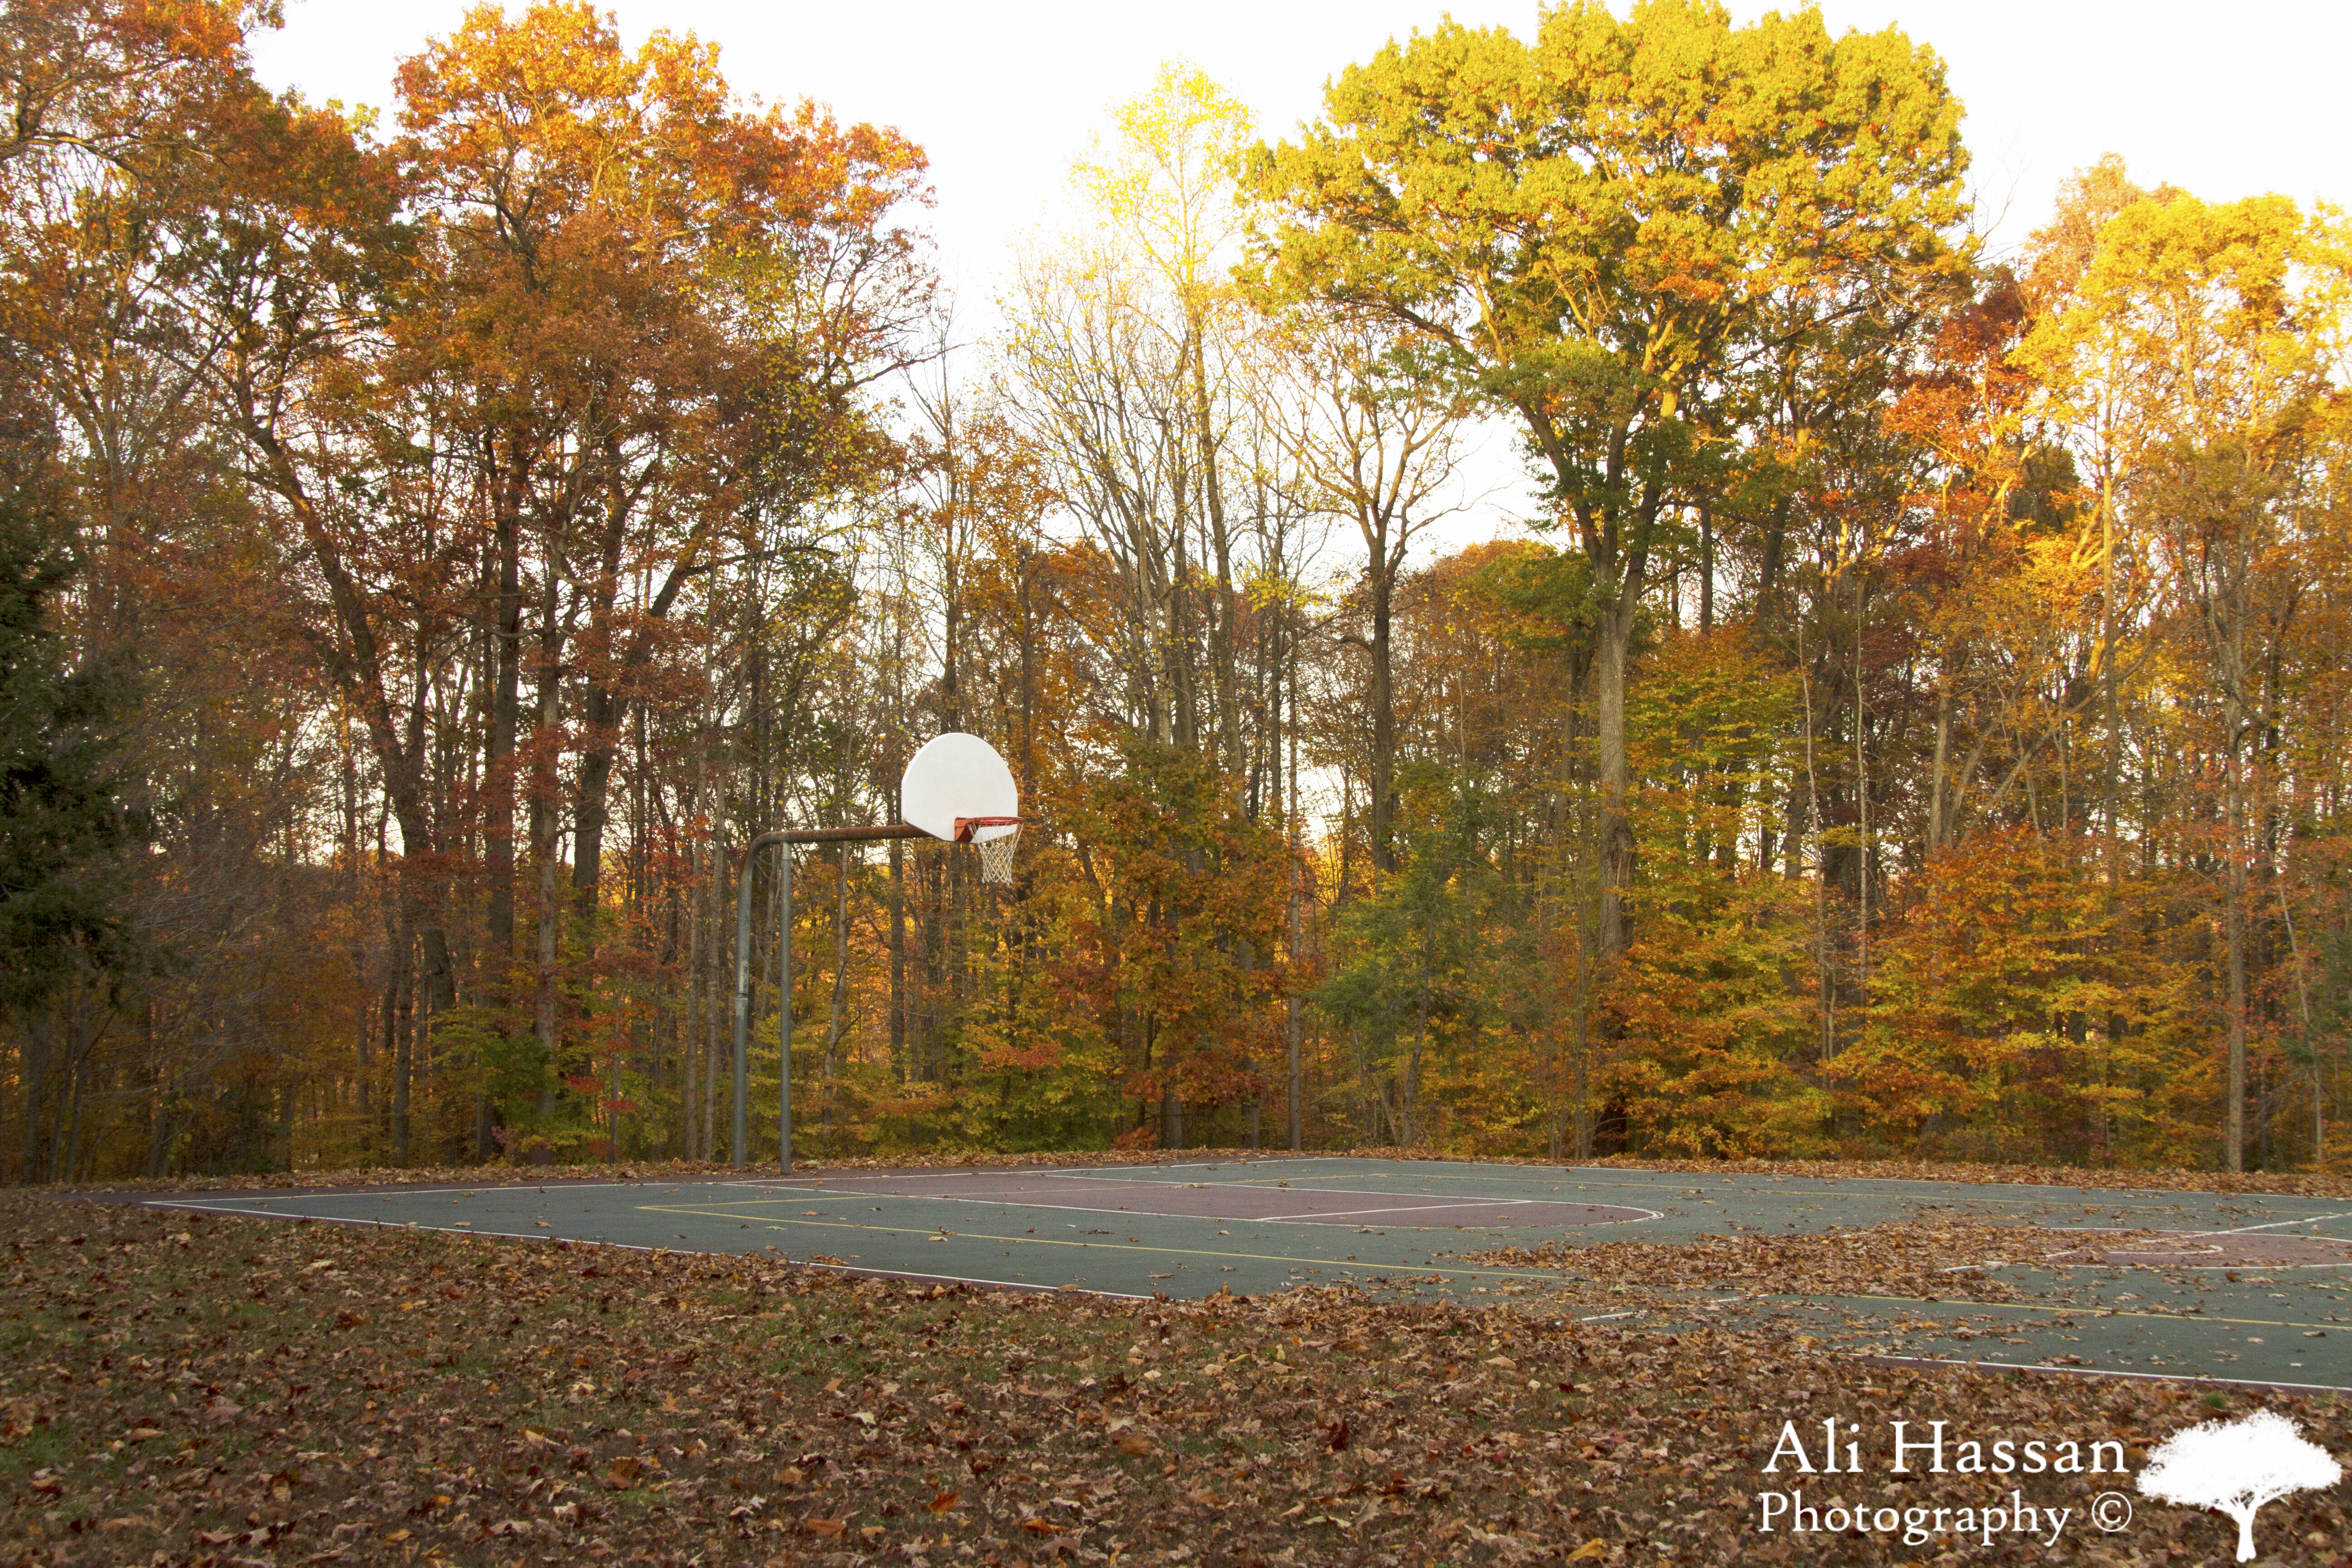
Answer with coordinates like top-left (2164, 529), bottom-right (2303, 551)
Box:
top-left (6, 1194), bottom-right (2351, 1567)
top-left (1458, 1223), bottom-right (2166, 1307)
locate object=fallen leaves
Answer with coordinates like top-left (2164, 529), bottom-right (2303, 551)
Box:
top-left (1460, 1221), bottom-right (2172, 1307)
top-left (5, 1183), bottom-right (2347, 1568)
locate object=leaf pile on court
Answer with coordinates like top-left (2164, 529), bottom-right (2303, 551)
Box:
top-left (1458, 1223), bottom-right (2177, 1308)
top-left (7, 1196), bottom-right (2351, 1567)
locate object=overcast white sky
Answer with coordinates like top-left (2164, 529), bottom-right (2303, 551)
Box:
top-left (247, 0), bottom-right (2348, 546)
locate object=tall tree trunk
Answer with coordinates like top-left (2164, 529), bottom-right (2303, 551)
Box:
top-left (1186, 324), bottom-right (1242, 774)
top-left (573, 678), bottom-right (619, 930)
top-left (1928, 677), bottom-right (1955, 852)
top-left (486, 466), bottom-right (524, 985)
top-left (391, 910), bottom-right (414, 1165)
top-left (2099, 474), bottom-right (2122, 885)
top-left (1697, 499), bottom-right (1715, 634)
top-left (2225, 720), bottom-right (2248, 1172)
top-left (20, 1018), bottom-right (44, 1182)
top-left (1286, 649), bottom-right (1303, 1153)
top-left (1369, 564), bottom-right (1396, 876)
top-left (890, 835), bottom-right (907, 1078)
top-left (682, 837), bottom-right (701, 1161)
top-left (823, 844), bottom-right (851, 1151)
top-left (703, 829), bottom-right (724, 1161)
top-left (531, 653), bottom-right (563, 1142)
top-left (1404, 937), bottom-right (1431, 1145)
top-left (1596, 600), bottom-right (1636, 956)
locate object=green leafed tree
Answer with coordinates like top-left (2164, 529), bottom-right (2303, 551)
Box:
top-left (0, 490), bottom-right (132, 1012)
top-left (1250, 0), bottom-right (1972, 955)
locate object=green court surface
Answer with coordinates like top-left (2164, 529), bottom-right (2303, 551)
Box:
top-left (143, 1156), bottom-right (2352, 1392)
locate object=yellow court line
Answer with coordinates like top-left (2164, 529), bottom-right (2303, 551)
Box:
top-left (633, 1203), bottom-right (1585, 1284)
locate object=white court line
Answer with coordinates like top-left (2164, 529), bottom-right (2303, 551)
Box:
top-left (145, 1200), bottom-right (1158, 1299)
top-left (672, 1191), bottom-right (1339, 1225)
top-left (2042, 1232), bottom-right (2352, 1272)
top-left (142, 1200), bottom-right (667, 1253)
top-left (1040, 1179), bottom-right (1635, 1206)
top-left (664, 1191), bottom-right (1562, 1227)
top-left (2168, 1260), bottom-right (2352, 1272)
top-left (769, 1160), bottom-right (1323, 1186)
top-left (1058, 1159), bottom-right (1343, 1174)
top-left (744, 1193), bottom-right (1252, 1223)
top-left (727, 1178), bottom-right (1620, 1207)
top-left (144, 1180), bottom-right (739, 1203)
top-left (1260, 1200), bottom-right (1542, 1222)
top-left (2185, 1211), bottom-right (2352, 1238)
top-left (669, 1188), bottom-right (1662, 1229)
top-left (789, 1262), bottom-right (1152, 1300)
top-left (1866, 1354), bottom-right (2352, 1396)
top-left (739, 1165), bottom-right (1304, 1191)
top-left (140, 1168), bottom-right (1296, 1203)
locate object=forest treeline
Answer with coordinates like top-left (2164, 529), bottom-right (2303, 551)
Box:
top-left (5, 0), bottom-right (2347, 1181)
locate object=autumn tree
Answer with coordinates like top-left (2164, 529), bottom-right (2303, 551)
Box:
top-left (2026, 187), bottom-right (2350, 1169)
top-left (1252, 0), bottom-right (1971, 955)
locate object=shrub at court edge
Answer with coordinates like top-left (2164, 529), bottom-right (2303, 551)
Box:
top-left (2137, 1408), bottom-right (2343, 1561)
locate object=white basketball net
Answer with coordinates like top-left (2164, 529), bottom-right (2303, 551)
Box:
top-left (974, 823), bottom-right (1020, 886)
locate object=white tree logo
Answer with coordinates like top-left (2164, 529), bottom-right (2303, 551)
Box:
top-left (2137, 1408), bottom-right (2342, 1562)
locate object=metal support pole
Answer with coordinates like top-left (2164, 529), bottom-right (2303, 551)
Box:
top-left (733, 823), bottom-right (928, 1174)
top-left (731, 831), bottom-right (785, 1172)
top-left (778, 842), bottom-right (792, 1176)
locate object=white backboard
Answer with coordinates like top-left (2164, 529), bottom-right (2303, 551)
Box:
top-left (900, 732), bottom-right (1018, 842)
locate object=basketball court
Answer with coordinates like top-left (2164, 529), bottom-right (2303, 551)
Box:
top-left (141, 1156), bottom-right (2352, 1393)
top-left (137, 716), bottom-right (2352, 1388)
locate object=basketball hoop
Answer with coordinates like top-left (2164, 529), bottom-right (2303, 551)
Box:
top-left (902, 733), bottom-right (1023, 886)
top-left (730, 730), bottom-right (1024, 1176)
top-left (956, 816), bottom-right (1022, 885)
